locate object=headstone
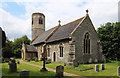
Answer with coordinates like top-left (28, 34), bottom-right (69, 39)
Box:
top-left (101, 64), bottom-right (105, 70)
top-left (89, 58), bottom-right (92, 63)
top-left (8, 59), bottom-right (17, 72)
top-left (118, 66), bottom-right (120, 76)
top-left (95, 58), bottom-right (98, 63)
top-left (95, 65), bottom-right (99, 72)
top-left (73, 59), bottom-right (78, 67)
top-left (20, 70), bottom-right (30, 78)
top-left (56, 65), bottom-right (64, 77)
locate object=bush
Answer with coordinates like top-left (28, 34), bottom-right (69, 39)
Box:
top-left (32, 57), bottom-right (37, 61)
top-left (35, 58), bottom-right (38, 62)
top-left (46, 59), bottom-right (51, 64)
top-left (4, 58), bottom-right (10, 62)
top-left (27, 58), bottom-right (31, 61)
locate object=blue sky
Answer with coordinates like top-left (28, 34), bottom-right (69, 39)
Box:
top-left (0, 0), bottom-right (119, 41)
top-left (2, 2), bottom-right (26, 19)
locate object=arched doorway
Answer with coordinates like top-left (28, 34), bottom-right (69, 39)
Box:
top-left (53, 52), bottom-right (56, 62)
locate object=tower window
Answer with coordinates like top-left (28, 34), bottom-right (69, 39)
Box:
top-left (84, 32), bottom-right (90, 54)
top-left (39, 17), bottom-right (43, 24)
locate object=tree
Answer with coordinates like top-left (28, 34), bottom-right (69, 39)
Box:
top-left (2, 39), bottom-right (13, 58)
top-left (97, 22), bottom-right (120, 61)
top-left (2, 35), bottom-right (30, 58)
top-left (12, 35), bottom-right (31, 58)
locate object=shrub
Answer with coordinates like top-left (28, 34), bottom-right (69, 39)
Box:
top-left (46, 59), bottom-right (51, 64)
top-left (32, 57), bottom-right (37, 61)
top-left (27, 58), bottom-right (31, 61)
top-left (4, 58), bottom-right (10, 62)
top-left (35, 58), bottom-right (38, 62)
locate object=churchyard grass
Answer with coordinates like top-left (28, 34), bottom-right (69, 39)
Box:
top-left (23, 59), bottom-right (120, 77)
top-left (1, 61), bottom-right (71, 78)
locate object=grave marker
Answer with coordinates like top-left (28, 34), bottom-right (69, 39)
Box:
top-left (56, 65), bottom-right (64, 77)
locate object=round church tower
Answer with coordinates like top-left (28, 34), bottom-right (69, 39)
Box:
top-left (32, 13), bottom-right (45, 40)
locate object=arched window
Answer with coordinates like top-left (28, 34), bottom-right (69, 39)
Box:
top-left (39, 17), bottom-right (43, 24)
top-left (59, 43), bottom-right (63, 57)
top-left (84, 32), bottom-right (90, 54)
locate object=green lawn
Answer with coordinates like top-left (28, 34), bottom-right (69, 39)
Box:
top-left (23, 59), bottom-right (120, 78)
top-left (1, 61), bottom-right (71, 78)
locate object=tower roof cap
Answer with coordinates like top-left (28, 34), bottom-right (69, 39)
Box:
top-left (32, 12), bottom-right (45, 17)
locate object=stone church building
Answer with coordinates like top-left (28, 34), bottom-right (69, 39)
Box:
top-left (21, 10), bottom-right (104, 65)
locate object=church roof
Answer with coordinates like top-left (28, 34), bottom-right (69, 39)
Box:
top-left (31, 16), bottom-right (85, 45)
top-left (25, 44), bottom-right (37, 52)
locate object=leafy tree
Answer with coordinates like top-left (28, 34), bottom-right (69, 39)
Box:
top-left (2, 35), bottom-right (30, 58)
top-left (2, 39), bottom-right (13, 58)
top-left (97, 22), bottom-right (120, 61)
top-left (12, 35), bottom-right (31, 58)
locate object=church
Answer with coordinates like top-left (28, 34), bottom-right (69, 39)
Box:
top-left (21, 10), bottom-right (105, 65)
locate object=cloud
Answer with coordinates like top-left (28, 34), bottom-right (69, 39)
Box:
top-left (1, 0), bottom-right (119, 41)
top-left (0, 8), bottom-right (31, 40)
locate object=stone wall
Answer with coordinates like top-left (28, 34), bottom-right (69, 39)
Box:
top-left (46, 40), bottom-right (70, 63)
top-left (72, 15), bottom-right (103, 64)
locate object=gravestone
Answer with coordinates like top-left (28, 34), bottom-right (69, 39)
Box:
top-left (8, 59), bottom-right (17, 72)
top-left (101, 64), bottom-right (105, 70)
top-left (40, 56), bottom-right (48, 71)
top-left (56, 65), bottom-right (64, 77)
top-left (20, 70), bottom-right (30, 78)
top-left (73, 59), bottom-right (78, 67)
top-left (95, 58), bottom-right (98, 63)
top-left (89, 58), bottom-right (92, 63)
top-left (95, 65), bottom-right (99, 72)
top-left (118, 66), bottom-right (120, 76)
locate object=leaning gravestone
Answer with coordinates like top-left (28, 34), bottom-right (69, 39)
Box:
top-left (56, 65), bottom-right (64, 77)
top-left (8, 59), bottom-right (17, 72)
top-left (20, 70), bottom-right (30, 78)
top-left (101, 64), bottom-right (105, 70)
top-left (95, 65), bottom-right (99, 72)
top-left (118, 66), bottom-right (120, 76)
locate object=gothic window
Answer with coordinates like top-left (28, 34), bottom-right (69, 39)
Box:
top-left (59, 43), bottom-right (63, 57)
top-left (48, 48), bottom-right (50, 57)
top-left (84, 32), bottom-right (90, 54)
top-left (39, 17), bottom-right (43, 24)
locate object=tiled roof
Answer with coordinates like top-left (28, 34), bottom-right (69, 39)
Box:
top-left (31, 27), bottom-right (57, 45)
top-left (25, 44), bottom-right (37, 52)
top-left (31, 16), bottom-right (85, 45)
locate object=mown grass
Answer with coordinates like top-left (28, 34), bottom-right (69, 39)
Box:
top-left (1, 61), bottom-right (71, 78)
top-left (22, 59), bottom-right (120, 78)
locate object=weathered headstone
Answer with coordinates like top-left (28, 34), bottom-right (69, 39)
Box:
top-left (40, 56), bottom-right (48, 71)
top-left (73, 59), bottom-right (78, 67)
top-left (56, 65), bottom-right (64, 77)
top-left (101, 64), bottom-right (105, 70)
top-left (95, 58), bottom-right (98, 63)
top-left (8, 59), bottom-right (17, 72)
top-left (95, 65), bottom-right (99, 72)
top-left (89, 58), bottom-right (92, 63)
top-left (20, 70), bottom-right (30, 78)
top-left (118, 66), bottom-right (120, 76)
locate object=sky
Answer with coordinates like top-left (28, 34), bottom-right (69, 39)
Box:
top-left (0, 0), bottom-right (119, 41)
